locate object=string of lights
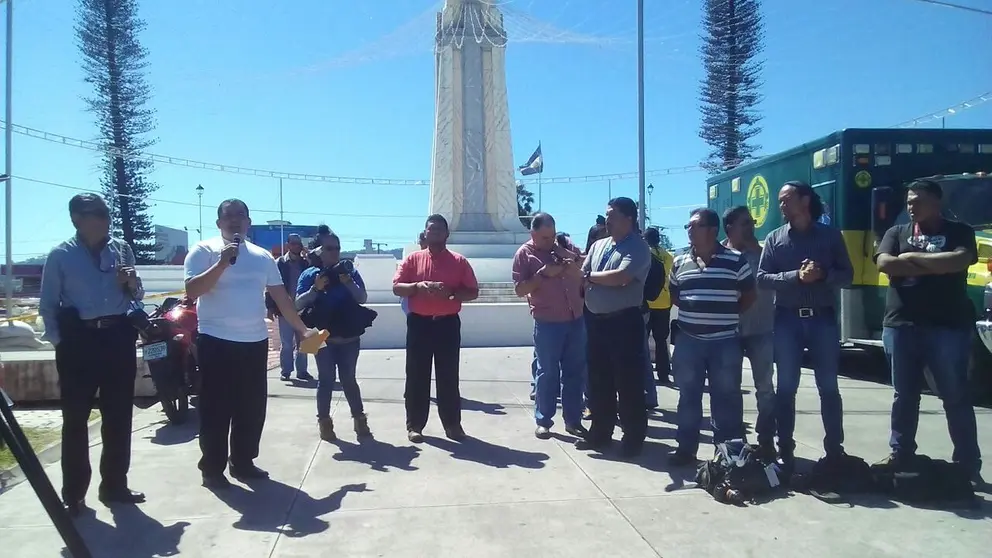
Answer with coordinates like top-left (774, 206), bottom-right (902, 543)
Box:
top-left (901, 0), bottom-right (992, 16)
top-left (15, 174), bottom-right (699, 220)
top-left (893, 90), bottom-right (992, 128)
top-left (5, 86), bottom-right (988, 187)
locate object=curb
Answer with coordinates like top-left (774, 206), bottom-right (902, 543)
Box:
top-left (0, 415), bottom-right (104, 495)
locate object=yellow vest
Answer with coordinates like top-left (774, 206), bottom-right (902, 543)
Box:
top-left (646, 247), bottom-right (674, 310)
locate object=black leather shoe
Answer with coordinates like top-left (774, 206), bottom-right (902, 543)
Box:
top-left (229, 462), bottom-right (269, 480)
top-left (98, 488), bottom-right (146, 505)
top-left (64, 498), bottom-right (87, 517)
top-left (202, 474), bottom-right (233, 489)
top-left (444, 426), bottom-right (467, 442)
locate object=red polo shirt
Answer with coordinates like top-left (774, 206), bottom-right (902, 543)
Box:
top-left (394, 248), bottom-right (479, 317)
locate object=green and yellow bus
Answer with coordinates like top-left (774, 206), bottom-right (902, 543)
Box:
top-left (707, 128), bottom-right (992, 396)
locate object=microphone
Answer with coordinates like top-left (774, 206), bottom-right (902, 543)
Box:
top-left (230, 233), bottom-right (242, 265)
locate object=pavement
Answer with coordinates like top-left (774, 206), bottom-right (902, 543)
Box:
top-left (0, 347), bottom-right (990, 557)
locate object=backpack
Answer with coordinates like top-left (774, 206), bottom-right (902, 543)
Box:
top-left (643, 251), bottom-right (666, 303)
top-left (793, 453), bottom-right (876, 504)
top-left (694, 440), bottom-right (784, 505)
top-left (870, 454), bottom-right (977, 508)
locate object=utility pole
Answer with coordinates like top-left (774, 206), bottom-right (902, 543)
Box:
top-left (4, 0), bottom-right (14, 325)
top-left (636, 0), bottom-right (647, 231)
top-left (372, 242), bottom-right (387, 254)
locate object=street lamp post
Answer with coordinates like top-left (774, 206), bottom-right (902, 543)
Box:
top-left (195, 184), bottom-right (204, 241)
top-left (636, 0), bottom-right (647, 231)
top-left (647, 183), bottom-right (654, 223)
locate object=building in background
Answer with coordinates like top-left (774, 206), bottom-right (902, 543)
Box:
top-left (154, 225), bottom-right (189, 264)
top-left (248, 223), bottom-right (320, 258)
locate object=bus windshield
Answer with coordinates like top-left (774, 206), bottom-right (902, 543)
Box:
top-left (894, 177), bottom-right (992, 229)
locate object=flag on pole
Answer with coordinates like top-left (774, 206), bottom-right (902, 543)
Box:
top-left (518, 144), bottom-right (543, 176)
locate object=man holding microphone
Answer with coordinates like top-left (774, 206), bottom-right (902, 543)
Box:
top-left (184, 199), bottom-right (315, 489)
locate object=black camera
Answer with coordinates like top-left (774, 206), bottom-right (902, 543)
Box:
top-left (320, 258), bottom-right (355, 286)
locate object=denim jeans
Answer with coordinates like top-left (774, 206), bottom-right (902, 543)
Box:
top-left (315, 339), bottom-right (363, 419)
top-left (278, 315), bottom-right (308, 376)
top-left (883, 325), bottom-right (982, 473)
top-left (741, 332), bottom-right (775, 446)
top-left (673, 334), bottom-right (745, 455)
top-left (534, 318), bottom-right (587, 428)
top-left (773, 308), bottom-right (844, 456)
top-left (642, 312), bottom-right (658, 408)
top-left (530, 348), bottom-right (538, 398)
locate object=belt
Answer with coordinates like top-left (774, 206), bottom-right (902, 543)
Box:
top-left (590, 306), bottom-right (640, 319)
top-left (779, 306), bottom-right (834, 319)
top-left (81, 315), bottom-right (128, 329)
top-left (410, 313), bottom-right (458, 321)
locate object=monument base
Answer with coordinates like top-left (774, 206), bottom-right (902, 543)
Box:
top-left (402, 231), bottom-right (530, 283)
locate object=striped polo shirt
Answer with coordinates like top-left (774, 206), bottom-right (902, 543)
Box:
top-left (669, 244), bottom-right (754, 341)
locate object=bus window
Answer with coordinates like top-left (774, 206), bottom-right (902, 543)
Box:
top-left (893, 177), bottom-right (992, 229)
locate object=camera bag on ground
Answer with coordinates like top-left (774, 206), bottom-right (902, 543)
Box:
top-left (791, 453), bottom-right (876, 504)
top-left (694, 439), bottom-right (784, 505)
top-left (870, 454), bottom-right (978, 508)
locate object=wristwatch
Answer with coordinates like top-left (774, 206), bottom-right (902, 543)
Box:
top-left (583, 269), bottom-right (592, 282)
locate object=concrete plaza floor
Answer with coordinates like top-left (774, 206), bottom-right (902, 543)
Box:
top-left (0, 347), bottom-right (990, 557)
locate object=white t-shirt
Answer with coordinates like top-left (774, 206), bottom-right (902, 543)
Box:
top-left (183, 236), bottom-right (283, 343)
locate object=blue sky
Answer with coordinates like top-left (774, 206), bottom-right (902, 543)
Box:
top-left (3, 0), bottom-right (991, 260)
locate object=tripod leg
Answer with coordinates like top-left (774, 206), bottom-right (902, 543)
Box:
top-left (0, 398), bottom-right (93, 558)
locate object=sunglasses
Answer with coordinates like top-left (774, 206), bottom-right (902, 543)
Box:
top-left (79, 209), bottom-right (110, 220)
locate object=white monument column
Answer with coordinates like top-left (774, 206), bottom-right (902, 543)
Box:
top-left (425, 0), bottom-right (530, 276)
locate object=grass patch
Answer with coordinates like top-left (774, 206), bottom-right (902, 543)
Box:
top-left (0, 410), bottom-right (101, 470)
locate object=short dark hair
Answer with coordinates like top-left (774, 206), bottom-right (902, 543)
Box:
top-left (530, 212), bottom-right (554, 231)
top-left (782, 180), bottom-right (824, 221)
top-left (68, 193), bottom-right (108, 215)
top-left (317, 224), bottom-right (331, 235)
top-left (689, 207), bottom-right (720, 228)
top-left (217, 198), bottom-right (249, 219)
top-left (320, 229), bottom-right (341, 247)
top-left (907, 179), bottom-right (943, 200)
top-left (643, 226), bottom-right (660, 247)
top-left (722, 206), bottom-right (751, 234)
top-left (425, 213), bottom-right (449, 231)
top-left (608, 197), bottom-right (638, 221)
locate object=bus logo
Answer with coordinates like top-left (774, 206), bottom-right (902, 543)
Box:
top-left (746, 175), bottom-right (771, 228)
top-left (855, 170), bottom-right (872, 189)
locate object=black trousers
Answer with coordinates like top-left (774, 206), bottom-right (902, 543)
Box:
top-left (404, 313), bottom-right (461, 432)
top-left (646, 308), bottom-right (672, 379)
top-left (54, 317), bottom-right (137, 502)
top-left (196, 333), bottom-right (268, 476)
top-left (585, 306), bottom-right (647, 446)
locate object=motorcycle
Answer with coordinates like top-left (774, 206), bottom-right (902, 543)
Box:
top-left (134, 297), bottom-right (200, 424)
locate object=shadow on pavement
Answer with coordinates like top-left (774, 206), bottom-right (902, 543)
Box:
top-left (431, 397), bottom-right (507, 415)
top-left (208, 479), bottom-right (368, 538)
top-left (331, 438), bottom-right (421, 472)
top-left (425, 436), bottom-right (549, 469)
top-left (789, 456), bottom-right (992, 519)
top-left (146, 412), bottom-right (200, 446)
top-left (61, 504), bottom-right (189, 558)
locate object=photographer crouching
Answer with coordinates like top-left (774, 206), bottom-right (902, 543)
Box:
top-left (295, 232), bottom-right (375, 442)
